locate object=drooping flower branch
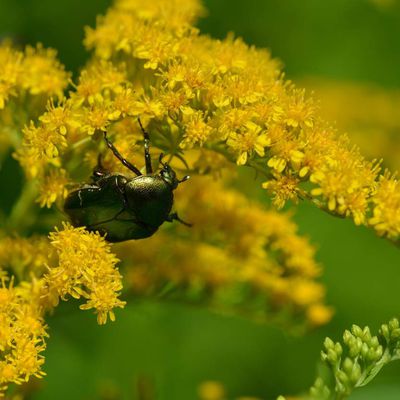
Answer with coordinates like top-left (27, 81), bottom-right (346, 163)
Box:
top-left (6, 0), bottom-right (398, 245)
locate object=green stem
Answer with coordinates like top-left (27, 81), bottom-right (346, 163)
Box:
top-left (247, 160), bottom-right (272, 179)
top-left (69, 136), bottom-right (92, 151)
top-left (5, 127), bottom-right (22, 149)
top-left (6, 180), bottom-right (39, 234)
top-left (357, 349), bottom-right (392, 387)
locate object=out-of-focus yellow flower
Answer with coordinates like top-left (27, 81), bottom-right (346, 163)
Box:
top-left (118, 176), bottom-right (329, 328)
top-left (0, 236), bottom-right (53, 279)
top-left (0, 42), bottom-right (22, 109)
top-left (369, 172), bottom-right (400, 239)
top-left (303, 78), bottom-right (400, 173)
top-left (0, 279), bottom-right (47, 396)
top-left (198, 381), bottom-right (226, 400)
top-left (37, 168), bottom-right (70, 208)
top-left (0, 41), bottom-right (69, 110)
top-left (198, 381), bottom-right (264, 400)
top-left (306, 303), bottom-right (333, 326)
top-left (21, 45), bottom-right (69, 99)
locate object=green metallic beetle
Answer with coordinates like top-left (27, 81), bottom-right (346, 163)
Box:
top-left (64, 120), bottom-right (190, 242)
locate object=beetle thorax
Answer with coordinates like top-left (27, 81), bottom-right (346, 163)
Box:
top-left (124, 175), bottom-right (174, 227)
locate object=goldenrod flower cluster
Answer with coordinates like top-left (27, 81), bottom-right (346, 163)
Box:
top-left (46, 223), bottom-right (126, 324)
top-left (0, 42), bottom-right (68, 110)
top-left (118, 176), bottom-right (332, 328)
top-left (9, 0), bottom-right (398, 244)
top-left (0, 41), bottom-right (69, 164)
top-left (0, 225), bottom-right (125, 395)
top-left (81, 0), bottom-right (397, 242)
top-left (0, 279), bottom-right (47, 395)
top-left (0, 237), bottom-right (50, 394)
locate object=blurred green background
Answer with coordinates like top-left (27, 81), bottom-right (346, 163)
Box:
top-left (1, 0), bottom-right (400, 399)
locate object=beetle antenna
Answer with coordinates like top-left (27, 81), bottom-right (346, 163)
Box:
top-left (179, 175), bottom-right (190, 183)
top-left (159, 153), bottom-right (166, 167)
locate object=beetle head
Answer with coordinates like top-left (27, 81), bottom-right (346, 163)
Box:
top-left (159, 154), bottom-right (190, 190)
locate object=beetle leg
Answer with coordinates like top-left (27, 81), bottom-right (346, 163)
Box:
top-left (138, 118), bottom-right (153, 174)
top-left (103, 131), bottom-right (142, 176)
top-left (166, 212), bottom-right (192, 227)
top-left (91, 154), bottom-right (108, 182)
top-left (113, 175), bottom-right (130, 210)
top-left (89, 208), bottom-right (126, 228)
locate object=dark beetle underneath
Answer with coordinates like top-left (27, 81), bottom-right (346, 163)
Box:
top-left (64, 120), bottom-right (190, 242)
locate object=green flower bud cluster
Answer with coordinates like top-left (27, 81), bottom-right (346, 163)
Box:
top-left (307, 318), bottom-right (400, 400)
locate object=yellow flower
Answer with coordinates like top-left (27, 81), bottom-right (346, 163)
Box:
top-left (46, 223), bottom-right (126, 324)
top-left (113, 87), bottom-right (138, 117)
top-left (0, 42), bottom-right (22, 109)
top-left (126, 94), bottom-right (166, 120)
top-left (159, 87), bottom-right (191, 115)
top-left (37, 168), bottom-right (70, 208)
top-left (227, 121), bottom-right (270, 165)
top-left (198, 381), bottom-right (226, 400)
top-left (0, 279), bottom-right (47, 396)
top-left (20, 44), bottom-right (70, 99)
top-left (81, 94), bottom-right (120, 135)
top-left (14, 121), bottom-right (67, 179)
top-left (262, 175), bottom-right (300, 209)
top-left (115, 0), bottom-right (205, 29)
top-left (24, 122), bottom-right (66, 159)
top-left (180, 111), bottom-right (213, 148)
top-left (284, 88), bottom-right (315, 128)
top-left (289, 279), bottom-right (325, 307)
top-left (39, 99), bottom-right (79, 135)
top-left (0, 236), bottom-right (52, 279)
top-left (303, 78), bottom-right (400, 172)
top-left (306, 304), bottom-right (334, 327)
top-left (369, 173), bottom-right (400, 239)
